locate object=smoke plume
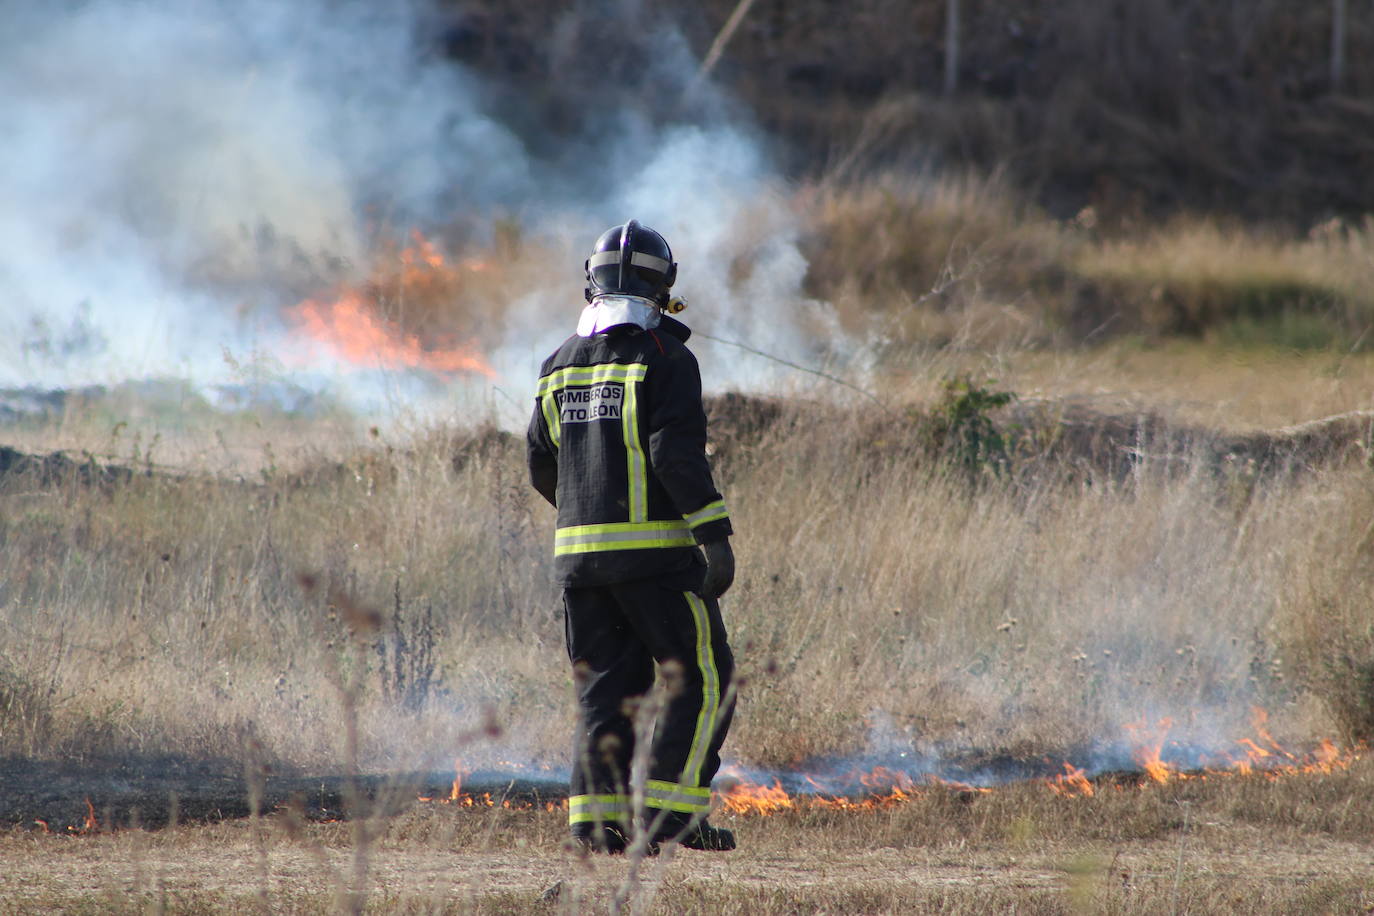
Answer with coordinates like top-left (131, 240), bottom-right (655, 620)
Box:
top-left (1, 0), bottom-right (840, 416)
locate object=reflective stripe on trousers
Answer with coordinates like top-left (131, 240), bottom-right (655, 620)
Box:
top-left (568, 793), bottom-right (631, 825)
top-left (563, 579), bottom-right (735, 833)
top-left (680, 591), bottom-right (721, 788)
top-left (642, 779), bottom-right (711, 814)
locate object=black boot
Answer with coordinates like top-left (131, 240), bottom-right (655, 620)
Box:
top-left (571, 824), bottom-right (629, 855)
top-left (677, 822), bottom-right (736, 851)
top-left (651, 815), bottom-right (737, 852)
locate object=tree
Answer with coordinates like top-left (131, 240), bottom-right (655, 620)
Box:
top-left (944, 0), bottom-right (960, 96)
top-left (1331, 0), bottom-right (1347, 94)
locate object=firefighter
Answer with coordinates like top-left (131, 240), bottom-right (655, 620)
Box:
top-left (527, 220), bottom-right (737, 854)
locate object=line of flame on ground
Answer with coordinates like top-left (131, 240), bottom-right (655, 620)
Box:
top-left (719, 709), bottom-right (1359, 813)
top-left (416, 791), bottom-right (564, 813)
top-left (46, 798), bottom-right (100, 834)
top-left (287, 229), bottom-right (496, 380)
top-left (416, 760), bottom-right (565, 813)
top-left (415, 710), bottom-right (1361, 818)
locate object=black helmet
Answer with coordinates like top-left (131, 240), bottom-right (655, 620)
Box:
top-left (584, 219), bottom-right (678, 306)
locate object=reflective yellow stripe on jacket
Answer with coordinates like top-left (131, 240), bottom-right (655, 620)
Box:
top-left (541, 361), bottom-right (723, 556)
top-left (554, 521), bottom-right (695, 556)
top-left (537, 362), bottom-right (648, 450)
top-left (684, 498), bottom-right (728, 531)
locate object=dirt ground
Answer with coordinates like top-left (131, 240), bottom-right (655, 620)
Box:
top-left (2, 802), bottom-right (1372, 914)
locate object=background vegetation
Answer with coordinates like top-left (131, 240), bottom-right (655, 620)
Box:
top-left (445, 0), bottom-right (1374, 220)
top-left (5, 1), bottom-right (1374, 911)
top-left (4, 371), bottom-right (1374, 772)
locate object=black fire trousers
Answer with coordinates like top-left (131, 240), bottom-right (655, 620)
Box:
top-left (563, 570), bottom-right (734, 836)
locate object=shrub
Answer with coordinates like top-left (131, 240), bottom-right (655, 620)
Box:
top-left (920, 376), bottom-right (1017, 479)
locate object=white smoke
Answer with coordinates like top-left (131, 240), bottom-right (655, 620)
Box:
top-left (613, 125), bottom-right (839, 387)
top-left (0, 0), bottom-right (842, 416)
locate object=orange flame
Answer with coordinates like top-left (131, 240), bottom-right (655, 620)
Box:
top-left (716, 713), bottom-right (1359, 814)
top-left (289, 229), bottom-right (496, 379)
top-left (1127, 717), bottom-right (1178, 784)
top-left (292, 296), bottom-right (494, 378)
top-left (1248, 707), bottom-right (1296, 766)
top-left (719, 767), bottom-right (1006, 815)
top-left (1048, 711), bottom-right (1360, 798)
top-left (1048, 763), bottom-right (1095, 798)
top-left (721, 778), bottom-right (795, 815)
top-left (858, 765), bottom-right (915, 792)
top-left (406, 712), bottom-right (1360, 820)
top-left (66, 798), bottom-right (99, 834)
top-left (415, 759), bottom-right (569, 812)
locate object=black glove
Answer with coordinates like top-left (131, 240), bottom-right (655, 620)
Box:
top-left (700, 539), bottom-right (735, 599)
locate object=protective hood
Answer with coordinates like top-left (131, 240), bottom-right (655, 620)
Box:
top-left (576, 295), bottom-right (662, 337)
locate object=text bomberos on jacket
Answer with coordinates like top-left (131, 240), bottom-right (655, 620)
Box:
top-left (557, 383), bottom-right (624, 423)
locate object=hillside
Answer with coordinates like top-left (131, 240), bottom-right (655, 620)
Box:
top-left (439, 0), bottom-right (1374, 221)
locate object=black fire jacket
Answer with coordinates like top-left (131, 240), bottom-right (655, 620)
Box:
top-left (527, 314), bottom-right (732, 588)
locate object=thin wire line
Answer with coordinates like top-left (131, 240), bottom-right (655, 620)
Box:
top-left (694, 331), bottom-right (889, 410)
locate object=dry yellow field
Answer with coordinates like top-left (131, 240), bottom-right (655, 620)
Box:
top-left (4, 338), bottom-right (1374, 912)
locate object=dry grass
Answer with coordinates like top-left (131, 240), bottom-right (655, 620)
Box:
top-left (3, 373), bottom-right (1373, 772)
top-left (798, 171), bottom-right (1067, 350)
top-left (6, 169), bottom-right (1374, 908)
top-left (0, 422), bottom-right (567, 773)
top-left (1073, 218), bottom-right (1374, 342)
top-left (928, 342), bottom-right (1374, 432)
top-left (800, 173), bottom-right (1374, 356)
top-left (4, 362), bottom-right (1374, 911)
top-left (5, 763), bottom-right (1374, 913)
top-left (727, 416), bottom-right (1373, 767)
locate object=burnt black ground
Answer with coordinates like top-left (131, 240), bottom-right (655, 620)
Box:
top-left (0, 755), bottom-right (565, 832)
top-left (2, 749), bottom-right (1172, 835)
